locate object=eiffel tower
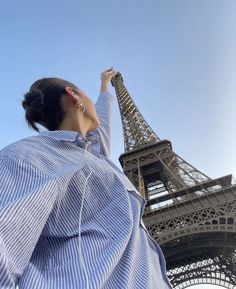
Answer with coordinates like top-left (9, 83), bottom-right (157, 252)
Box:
top-left (111, 72), bottom-right (236, 289)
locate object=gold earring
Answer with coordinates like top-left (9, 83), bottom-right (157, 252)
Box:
top-left (75, 100), bottom-right (83, 108)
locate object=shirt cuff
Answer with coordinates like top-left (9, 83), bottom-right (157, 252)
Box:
top-left (99, 91), bottom-right (116, 102)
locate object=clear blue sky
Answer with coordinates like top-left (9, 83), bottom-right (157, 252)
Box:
top-left (1, 1), bottom-right (236, 288)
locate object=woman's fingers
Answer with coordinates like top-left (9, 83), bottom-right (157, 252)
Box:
top-left (111, 71), bottom-right (118, 78)
top-left (100, 68), bottom-right (118, 85)
top-left (106, 71), bottom-right (117, 77)
top-left (103, 67), bottom-right (117, 74)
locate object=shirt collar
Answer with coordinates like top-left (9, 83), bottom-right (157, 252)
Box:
top-left (38, 130), bottom-right (99, 144)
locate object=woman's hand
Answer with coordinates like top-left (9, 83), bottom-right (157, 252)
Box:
top-left (100, 68), bottom-right (117, 92)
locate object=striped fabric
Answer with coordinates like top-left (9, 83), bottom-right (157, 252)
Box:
top-left (0, 91), bottom-right (173, 289)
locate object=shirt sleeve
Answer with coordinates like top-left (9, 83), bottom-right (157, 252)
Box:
top-left (0, 155), bottom-right (59, 287)
top-left (93, 91), bottom-right (115, 157)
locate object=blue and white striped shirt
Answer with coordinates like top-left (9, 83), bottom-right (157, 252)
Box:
top-left (0, 91), bottom-right (172, 288)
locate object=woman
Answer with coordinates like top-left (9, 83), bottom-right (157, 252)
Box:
top-left (0, 68), bottom-right (173, 288)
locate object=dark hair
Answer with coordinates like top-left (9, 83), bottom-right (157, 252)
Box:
top-left (22, 77), bottom-right (78, 132)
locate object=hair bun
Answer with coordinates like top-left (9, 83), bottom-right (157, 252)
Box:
top-left (22, 88), bottom-right (45, 122)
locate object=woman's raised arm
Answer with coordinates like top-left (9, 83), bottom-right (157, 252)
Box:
top-left (92, 69), bottom-right (117, 157)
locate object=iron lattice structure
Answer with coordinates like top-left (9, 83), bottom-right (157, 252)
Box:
top-left (111, 72), bottom-right (236, 289)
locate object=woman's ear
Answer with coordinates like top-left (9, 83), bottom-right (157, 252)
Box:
top-left (65, 86), bottom-right (75, 97)
top-left (64, 86), bottom-right (81, 104)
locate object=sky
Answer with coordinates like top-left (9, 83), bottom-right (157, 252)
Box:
top-left (1, 0), bottom-right (236, 288)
